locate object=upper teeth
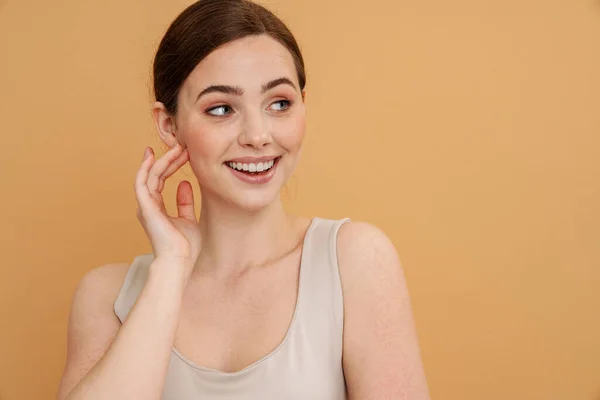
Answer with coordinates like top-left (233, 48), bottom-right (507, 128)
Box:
top-left (228, 159), bottom-right (276, 172)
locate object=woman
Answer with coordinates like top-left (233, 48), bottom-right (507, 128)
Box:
top-left (57, 0), bottom-right (430, 398)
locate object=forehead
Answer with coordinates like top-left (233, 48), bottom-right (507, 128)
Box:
top-left (181, 34), bottom-right (299, 99)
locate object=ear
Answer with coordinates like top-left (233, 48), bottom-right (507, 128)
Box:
top-left (151, 101), bottom-right (185, 149)
top-left (301, 90), bottom-right (306, 103)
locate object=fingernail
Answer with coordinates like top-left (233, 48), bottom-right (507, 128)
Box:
top-left (143, 147), bottom-right (149, 160)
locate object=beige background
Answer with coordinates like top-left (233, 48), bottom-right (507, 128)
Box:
top-left (1, 0), bottom-right (599, 399)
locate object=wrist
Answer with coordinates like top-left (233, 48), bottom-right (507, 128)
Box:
top-left (148, 258), bottom-right (193, 290)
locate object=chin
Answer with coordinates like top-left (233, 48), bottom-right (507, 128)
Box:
top-left (231, 190), bottom-right (281, 213)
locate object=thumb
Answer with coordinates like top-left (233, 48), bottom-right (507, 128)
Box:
top-left (176, 180), bottom-right (196, 221)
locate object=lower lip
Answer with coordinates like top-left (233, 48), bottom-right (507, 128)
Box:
top-left (226, 158), bottom-right (280, 185)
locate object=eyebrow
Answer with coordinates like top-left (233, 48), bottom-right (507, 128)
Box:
top-left (195, 77), bottom-right (297, 102)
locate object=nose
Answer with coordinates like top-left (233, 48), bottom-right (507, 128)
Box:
top-left (238, 110), bottom-right (273, 149)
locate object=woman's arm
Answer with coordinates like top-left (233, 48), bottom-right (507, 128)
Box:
top-left (56, 259), bottom-right (188, 400)
top-left (338, 221), bottom-right (431, 400)
top-left (57, 142), bottom-right (197, 399)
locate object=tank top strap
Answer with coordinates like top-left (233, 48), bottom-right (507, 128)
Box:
top-left (294, 217), bottom-right (351, 340)
top-left (114, 253), bottom-right (154, 323)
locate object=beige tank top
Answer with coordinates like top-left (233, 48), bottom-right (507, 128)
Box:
top-left (114, 217), bottom-right (350, 399)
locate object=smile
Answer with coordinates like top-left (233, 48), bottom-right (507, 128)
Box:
top-left (224, 157), bottom-right (281, 184)
top-left (226, 158), bottom-right (277, 173)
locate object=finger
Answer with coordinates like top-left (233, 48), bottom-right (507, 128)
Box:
top-left (176, 180), bottom-right (196, 221)
top-left (147, 144), bottom-right (181, 192)
top-left (158, 149), bottom-right (189, 193)
top-left (134, 147), bottom-right (156, 212)
top-left (147, 143), bottom-right (183, 193)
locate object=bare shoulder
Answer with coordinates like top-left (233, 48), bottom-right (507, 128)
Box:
top-left (56, 262), bottom-right (130, 399)
top-left (336, 220), bottom-right (404, 284)
top-left (74, 262), bottom-right (130, 305)
top-left (336, 221), bottom-right (430, 399)
top-left (68, 261), bottom-right (131, 342)
top-left (69, 262), bottom-right (131, 322)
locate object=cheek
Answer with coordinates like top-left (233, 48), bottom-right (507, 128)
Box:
top-left (182, 127), bottom-right (222, 176)
top-left (275, 114), bottom-right (306, 151)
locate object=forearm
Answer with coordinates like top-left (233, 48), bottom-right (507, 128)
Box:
top-left (66, 260), bottom-right (187, 400)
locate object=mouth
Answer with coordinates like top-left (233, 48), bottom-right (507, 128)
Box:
top-left (225, 157), bottom-right (281, 175)
top-left (224, 156), bottom-right (282, 184)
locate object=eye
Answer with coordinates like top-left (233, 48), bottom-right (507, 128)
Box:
top-left (206, 105), bottom-right (233, 117)
top-left (269, 100), bottom-right (292, 112)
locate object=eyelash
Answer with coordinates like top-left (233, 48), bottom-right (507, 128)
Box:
top-left (205, 99), bottom-right (294, 117)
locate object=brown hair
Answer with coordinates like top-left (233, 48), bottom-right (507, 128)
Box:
top-left (153, 0), bottom-right (306, 115)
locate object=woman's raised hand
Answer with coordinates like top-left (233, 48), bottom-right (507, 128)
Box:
top-left (134, 144), bottom-right (202, 271)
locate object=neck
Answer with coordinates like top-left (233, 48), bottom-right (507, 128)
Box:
top-left (193, 193), bottom-right (300, 278)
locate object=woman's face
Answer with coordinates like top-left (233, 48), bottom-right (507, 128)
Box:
top-left (172, 34), bottom-right (306, 212)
